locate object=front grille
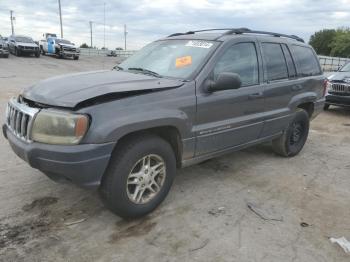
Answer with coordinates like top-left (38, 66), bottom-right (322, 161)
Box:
top-left (6, 98), bottom-right (40, 142)
top-left (24, 46), bottom-right (34, 50)
top-left (63, 47), bottom-right (76, 52)
top-left (331, 83), bottom-right (350, 94)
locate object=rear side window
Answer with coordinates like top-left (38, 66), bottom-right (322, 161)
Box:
top-left (261, 43), bottom-right (288, 81)
top-left (281, 44), bottom-right (296, 78)
top-left (290, 45), bottom-right (321, 77)
top-left (213, 42), bottom-right (259, 86)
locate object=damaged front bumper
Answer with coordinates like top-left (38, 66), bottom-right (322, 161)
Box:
top-left (3, 124), bottom-right (115, 189)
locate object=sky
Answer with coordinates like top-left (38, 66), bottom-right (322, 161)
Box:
top-left (0, 0), bottom-right (349, 50)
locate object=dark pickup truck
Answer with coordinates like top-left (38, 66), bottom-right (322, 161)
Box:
top-left (3, 28), bottom-right (325, 218)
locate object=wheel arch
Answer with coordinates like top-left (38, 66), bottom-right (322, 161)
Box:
top-left (112, 125), bottom-right (183, 168)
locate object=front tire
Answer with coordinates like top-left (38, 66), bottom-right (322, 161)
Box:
top-left (100, 134), bottom-right (176, 218)
top-left (324, 104), bottom-right (330, 110)
top-left (15, 47), bottom-right (20, 57)
top-left (272, 109), bottom-right (310, 157)
top-left (73, 56), bottom-right (79, 60)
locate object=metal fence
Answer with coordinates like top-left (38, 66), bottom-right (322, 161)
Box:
top-left (318, 55), bottom-right (350, 72)
top-left (79, 48), bottom-right (136, 57)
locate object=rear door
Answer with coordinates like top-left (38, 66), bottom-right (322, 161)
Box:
top-left (195, 40), bottom-right (265, 155)
top-left (259, 42), bottom-right (297, 137)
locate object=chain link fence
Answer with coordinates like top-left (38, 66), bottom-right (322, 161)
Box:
top-left (318, 55), bottom-right (350, 72)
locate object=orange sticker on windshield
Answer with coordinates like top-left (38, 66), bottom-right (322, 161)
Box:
top-left (176, 56), bottom-right (192, 68)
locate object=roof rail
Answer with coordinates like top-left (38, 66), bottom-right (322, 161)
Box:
top-left (167, 28), bottom-right (304, 43)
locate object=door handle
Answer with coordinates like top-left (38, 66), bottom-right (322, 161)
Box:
top-left (292, 85), bottom-right (303, 91)
top-left (248, 92), bottom-right (264, 99)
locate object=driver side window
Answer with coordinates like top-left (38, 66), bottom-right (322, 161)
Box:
top-left (213, 42), bottom-right (259, 87)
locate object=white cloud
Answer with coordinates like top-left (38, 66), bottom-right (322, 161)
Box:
top-left (0, 0), bottom-right (349, 50)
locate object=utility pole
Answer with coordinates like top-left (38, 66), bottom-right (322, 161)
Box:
top-left (58, 0), bottom-right (63, 38)
top-left (124, 24), bottom-right (127, 50)
top-left (10, 10), bottom-right (15, 35)
top-left (103, 2), bottom-right (106, 49)
top-left (89, 21), bottom-right (93, 48)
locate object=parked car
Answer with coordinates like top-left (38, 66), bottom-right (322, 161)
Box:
top-left (40, 36), bottom-right (80, 59)
top-left (324, 62), bottom-right (350, 109)
top-left (3, 28), bottom-right (325, 218)
top-left (0, 35), bottom-right (9, 58)
top-left (8, 35), bottom-right (40, 57)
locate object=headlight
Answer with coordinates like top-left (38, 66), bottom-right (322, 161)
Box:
top-left (31, 110), bottom-right (89, 145)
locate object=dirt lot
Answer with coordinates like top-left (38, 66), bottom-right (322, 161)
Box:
top-left (0, 55), bottom-right (349, 262)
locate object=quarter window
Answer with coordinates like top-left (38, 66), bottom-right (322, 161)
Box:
top-left (291, 45), bottom-right (321, 77)
top-left (262, 43), bottom-right (288, 81)
top-left (213, 42), bottom-right (259, 86)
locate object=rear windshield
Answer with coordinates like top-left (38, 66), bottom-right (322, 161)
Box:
top-left (290, 45), bottom-right (321, 77)
top-left (119, 39), bottom-right (218, 79)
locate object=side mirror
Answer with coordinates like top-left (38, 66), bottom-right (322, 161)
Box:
top-left (206, 72), bottom-right (242, 92)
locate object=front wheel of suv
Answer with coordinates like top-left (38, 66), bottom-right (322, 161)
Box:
top-left (272, 109), bottom-right (310, 157)
top-left (99, 134), bottom-right (176, 218)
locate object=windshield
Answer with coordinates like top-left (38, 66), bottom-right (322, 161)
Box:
top-left (119, 39), bottom-right (218, 79)
top-left (56, 39), bottom-right (72, 45)
top-left (340, 63), bottom-right (350, 72)
top-left (15, 37), bottom-right (34, 43)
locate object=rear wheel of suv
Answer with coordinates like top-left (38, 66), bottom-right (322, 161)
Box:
top-left (100, 134), bottom-right (176, 218)
top-left (272, 109), bottom-right (309, 157)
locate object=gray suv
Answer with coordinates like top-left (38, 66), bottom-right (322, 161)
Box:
top-left (324, 62), bottom-right (350, 109)
top-left (3, 28), bottom-right (325, 218)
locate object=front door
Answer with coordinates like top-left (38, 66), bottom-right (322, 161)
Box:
top-left (47, 38), bottom-right (54, 54)
top-left (195, 41), bottom-right (265, 156)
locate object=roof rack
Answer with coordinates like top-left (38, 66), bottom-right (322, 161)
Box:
top-left (167, 28), bottom-right (304, 43)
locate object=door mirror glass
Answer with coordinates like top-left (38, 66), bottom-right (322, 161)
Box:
top-left (207, 72), bottom-right (242, 92)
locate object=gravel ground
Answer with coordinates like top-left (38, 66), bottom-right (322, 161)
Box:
top-left (0, 54), bottom-right (349, 262)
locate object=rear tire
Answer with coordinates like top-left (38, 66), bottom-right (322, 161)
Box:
top-left (323, 104), bottom-right (330, 110)
top-left (272, 109), bottom-right (310, 157)
top-left (35, 51), bottom-right (40, 58)
top-left (99, 134), bottom-right (176, 218)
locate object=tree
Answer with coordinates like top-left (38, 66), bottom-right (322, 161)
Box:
top-left (80, 43), bottom-right (89, 48)
top-left (329, 28), bottom-right (350, 57)
top-left (115, 47), bottom-right (123, 50)
top-left (309, 29), bottom-right (336, 56)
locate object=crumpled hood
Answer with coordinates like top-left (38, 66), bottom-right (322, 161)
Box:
top-left (58, 43), bottom-right (76, 48)
top-left (22, 70), bottom-right (184, 108)
top-left (328, 71), bottom-right (350, 82)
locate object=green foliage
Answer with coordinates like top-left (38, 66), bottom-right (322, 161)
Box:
top-left (309, 28), bottom-right (350, 57)
top-left (80, 43), bottom-right (89, 48)
top-left (329, 29), bottom-right (350, 57)
top-left (309, 29), bottom-right (336, 56)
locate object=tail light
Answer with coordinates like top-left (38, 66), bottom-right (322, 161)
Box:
top-left (323, 79), bottom-right (330, 97)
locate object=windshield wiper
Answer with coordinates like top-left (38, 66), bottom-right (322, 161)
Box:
top-left (127, 67), bottom-right (162, 78)
top-left (113, 65), bottom-right (124, 71)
